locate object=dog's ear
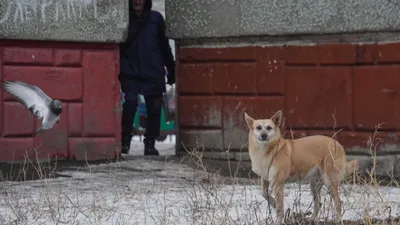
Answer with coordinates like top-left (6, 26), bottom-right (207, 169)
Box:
top-left (270, 110), bottom-right (283, 127)
top-left (244, 112), bottom-right (254, 129)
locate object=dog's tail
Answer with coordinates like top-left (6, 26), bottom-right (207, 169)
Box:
top-left (344, 159), bottom-right (358, 178)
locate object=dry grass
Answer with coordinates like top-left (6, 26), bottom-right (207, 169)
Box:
top-left (0, 127), bottom-right (399, 225)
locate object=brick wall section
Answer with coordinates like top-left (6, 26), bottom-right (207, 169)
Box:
top-left (177, 43), bottom-right (400, 154)
top-left (0, 40), bottom-right (121, 162)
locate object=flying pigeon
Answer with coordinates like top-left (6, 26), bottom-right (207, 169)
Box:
top-left (0, 80), bottom-right (63, 136)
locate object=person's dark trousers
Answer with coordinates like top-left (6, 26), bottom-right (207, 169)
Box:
top-left (121, 91), bottom-right (138, 154)
top-left (142, 94), bottom-right (163, 155)
top-left (121, 90), bottom-right (162, 156)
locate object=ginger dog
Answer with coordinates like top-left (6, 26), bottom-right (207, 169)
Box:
top-left (244, 110), bottom-right (358, 224)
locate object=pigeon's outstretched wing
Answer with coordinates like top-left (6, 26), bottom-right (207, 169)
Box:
top-left (0, 81), bottom-right (52, 119)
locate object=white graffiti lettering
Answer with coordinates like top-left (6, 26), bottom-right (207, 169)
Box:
top-left (0, 0), bottom-right (118, 24)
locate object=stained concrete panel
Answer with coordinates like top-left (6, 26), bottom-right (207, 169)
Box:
top-left (0, 0), bottom-right (128, 42)
top-left (166, 0), bottom-right (400, 39)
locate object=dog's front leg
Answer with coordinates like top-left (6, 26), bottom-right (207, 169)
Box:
top-left (273, 181), bottom-right (285, 225)
top-left (261, 177), bottom-right (276, 209)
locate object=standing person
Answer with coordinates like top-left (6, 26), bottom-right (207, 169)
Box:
top-left (119, 0), bottom-right (175, 156)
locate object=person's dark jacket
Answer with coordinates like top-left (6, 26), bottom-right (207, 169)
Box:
top-left (119, 0), bottom-right (175, 95)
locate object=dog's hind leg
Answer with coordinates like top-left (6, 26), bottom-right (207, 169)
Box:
top-left (329, 182), bottom-right (342, 221)
top-left (310, 178), bottom-right (323, 220)
top-left (322, 175), bottom-right (342, 222)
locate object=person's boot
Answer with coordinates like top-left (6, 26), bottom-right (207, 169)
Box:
top-left (144, 138), bottom-right (159, 156)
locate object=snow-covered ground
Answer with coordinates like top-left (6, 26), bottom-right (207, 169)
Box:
top-left (0, 157), bottom-right (399, 225)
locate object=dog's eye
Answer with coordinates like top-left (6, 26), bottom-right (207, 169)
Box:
top-left (266, 126), bottom-right (272, 131)
top-left (256, 125), bottom-right (262, 130)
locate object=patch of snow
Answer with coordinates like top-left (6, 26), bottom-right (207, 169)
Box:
top-left (0, 159), bottom-right (399, 225)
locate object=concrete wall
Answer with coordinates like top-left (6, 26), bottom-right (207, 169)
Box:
top-left (166, 0), bottom-right (400, 39)
top-left (0, 0), bottom-right (175, 49)
top-left (0, 0), bottom-right (128, 42)
top-left (166, 0), bottom-right (400, 177)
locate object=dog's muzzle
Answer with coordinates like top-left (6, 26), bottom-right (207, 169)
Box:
top-left (259, 133), bottom-right (269, 141)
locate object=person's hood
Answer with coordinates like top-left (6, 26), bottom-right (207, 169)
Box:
top-left (143, 0), bottom-right (152, 12)
top-left (129, 0), bottom-right (152, 16)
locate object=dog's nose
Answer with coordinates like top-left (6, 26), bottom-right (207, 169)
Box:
top-left (261, 133), bottom-right (267, 140)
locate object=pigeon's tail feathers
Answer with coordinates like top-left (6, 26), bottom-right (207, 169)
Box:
top-left (35, 124), bottom-right (44, 136)
top-left (42, 113), bottom-right (61, 130)
top-left (33, 113), bottom-right (59, 136)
